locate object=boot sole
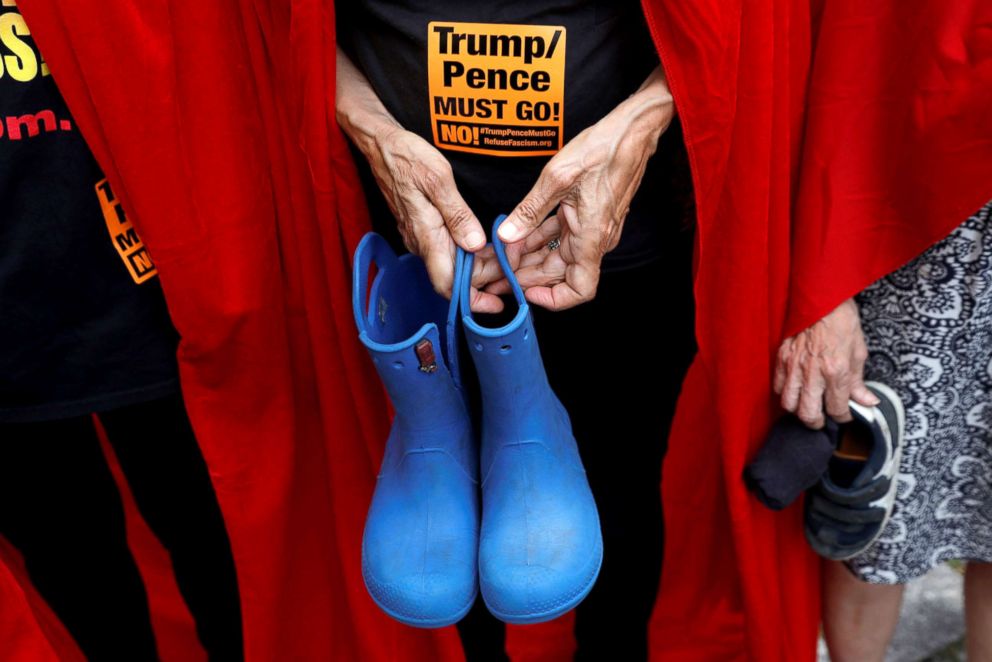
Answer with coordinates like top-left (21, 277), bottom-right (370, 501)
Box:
top-left (366, 584), bottom-right (479, 629)
top-left (482, 541), bottom-right (603, 625)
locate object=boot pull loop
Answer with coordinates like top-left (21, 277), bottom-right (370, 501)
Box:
top-left (492, 215), bottom-right (527, 307)
top-left (352, 233), bottom-right (400, 334)
top-left (458, 247), bottom-right (476, 325)
top-left (457, 215), bottom-right (526, 327)
top-left (444, 247), bottom-right (466, 387)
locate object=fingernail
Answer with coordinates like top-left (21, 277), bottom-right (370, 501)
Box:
top-left (465, 230), bottom-right (485, 249)
top-left (498, 221), bottom-right (521, 242)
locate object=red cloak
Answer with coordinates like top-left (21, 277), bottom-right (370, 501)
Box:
top-left (4, 1), bottom-right (991, 660)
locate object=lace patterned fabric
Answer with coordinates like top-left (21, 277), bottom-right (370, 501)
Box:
top-left (850, 201), bottom-right (992, 583)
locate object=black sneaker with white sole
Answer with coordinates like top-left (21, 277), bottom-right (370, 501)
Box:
top-left (804, 381), bottom-right (905, 561)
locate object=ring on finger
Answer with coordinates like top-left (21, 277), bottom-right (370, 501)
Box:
top-left (547, 237), bottom-right (561, 251)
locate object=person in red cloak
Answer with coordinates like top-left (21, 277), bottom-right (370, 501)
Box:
top-left (0, 4), bottom-right (242, 660)
top-left (773, 3), bottom-right (992, 652)
top-left (3, 1), bottom-right (991, 661)
top-left (778, 198), bottom-right (992, 660)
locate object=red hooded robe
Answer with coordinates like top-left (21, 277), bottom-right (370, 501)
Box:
top-left (4, 0), bottom-right (991, 660)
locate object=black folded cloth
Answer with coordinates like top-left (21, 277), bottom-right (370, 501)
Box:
top-left (744, 415), bottom-right (838, 511)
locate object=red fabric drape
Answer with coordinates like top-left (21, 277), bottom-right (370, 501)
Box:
top-left (786, 1), bottom-right (992, 334)
top-left (0, 544), bottom-right (74, 662)
top-left (4, 1), bottom-right (990, 660)
top-left (643, 2), bottom-right (821, 659)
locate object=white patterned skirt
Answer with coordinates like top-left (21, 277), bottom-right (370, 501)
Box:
top-left (850, 200), bottom-right (992, 584)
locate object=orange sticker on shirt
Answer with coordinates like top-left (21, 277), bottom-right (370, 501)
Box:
top-left (95, 179), bottom-right (158, 284)
top-left (428, 22), bottom-right (565, 157)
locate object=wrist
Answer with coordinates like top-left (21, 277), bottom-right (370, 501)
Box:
top-left (337, 101), bottom-right (402, 156)
top-left (614, 67), bottom-right (674, 147)
top-left (335, 46), bottom-right (403, 156)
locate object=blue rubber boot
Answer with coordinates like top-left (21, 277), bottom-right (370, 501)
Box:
top-left (458, 217), bottom-right (603, 624)
top-left (353, 234), bottom-right (479, 628)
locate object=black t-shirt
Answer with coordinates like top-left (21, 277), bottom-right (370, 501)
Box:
top-left (338, 0), bottom-right (691, 271)
top-left (0, 4), bottom-right (179, 422)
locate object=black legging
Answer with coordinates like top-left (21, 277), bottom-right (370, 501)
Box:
top-left (0, 393), bottom-right (243, 662)
top-left (458, 228), bottom-right (697, 661)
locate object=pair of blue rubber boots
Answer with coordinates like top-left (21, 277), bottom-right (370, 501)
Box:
top-left (352, 217), bottom-right (603, 628)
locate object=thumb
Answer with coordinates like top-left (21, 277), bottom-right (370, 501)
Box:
top-left (498, 162), bottom-right (573, 244)
top-left (850, 380), bottom-right (882, 408)
top-left (418, 163), bottom-right (487, 251)
top-left (432, 191), bottom-right (486, 252)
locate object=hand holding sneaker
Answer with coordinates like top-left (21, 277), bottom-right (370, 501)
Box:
top-left (774, 298), bottom-right (880, 429)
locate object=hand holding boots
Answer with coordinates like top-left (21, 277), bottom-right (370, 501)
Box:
top-left (474, 65), bottom-right (676, 311)
top-left (336, 47), bottom-right (501, 313)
